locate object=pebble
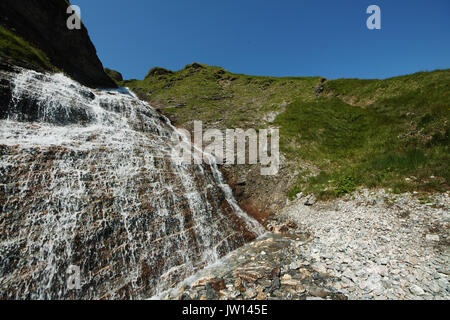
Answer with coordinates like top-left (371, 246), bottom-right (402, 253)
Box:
top-left (282, 189), bottom-right (450, 300)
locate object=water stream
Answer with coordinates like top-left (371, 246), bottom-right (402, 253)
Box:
top-left (0, 68), bottom-right (264, 299)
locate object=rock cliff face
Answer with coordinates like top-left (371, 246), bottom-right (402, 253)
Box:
top-left (0, 0), bottom-right (116, 88)
top-left (105, 68), bottom-right (123, 83)
top-left (0, 67), bottom-right (263, 299)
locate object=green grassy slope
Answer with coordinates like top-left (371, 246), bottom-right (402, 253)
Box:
top-left (0, 25), bottom-right (53, 70)
top-left (124, 64), bottom-right (449, 199)
top-left (122, 63), bottom-right (322, 129)
top-left (278, 70), bottom-right (449, 198)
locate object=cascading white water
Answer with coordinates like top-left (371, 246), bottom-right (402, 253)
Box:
top-left (0, 68), bottom-right (264, 299)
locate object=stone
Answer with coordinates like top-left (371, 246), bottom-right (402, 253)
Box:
top-left (312, 262), bottom-right (327, 274)
top-left (234, 278), bottom-right (246, 293)
top-left (304, 195), bottom-right (317, 206)
top-left (308, 287), bottom-right (329, 299)
top-left (409, 285), bottom-right (425, 296)
top-left (270, 267), bottom-right (281, 279)
top-left (256, 291), bottom-right (267, 300)
top-left (245, 288), bottom-right (257, 299)
top-left (342, 269), bottom-right (356, 280)
top-left (281, 279), bottom-right (302, 287)
top-left (269, 277), bottom-right (281, 292)
top-left (306, 297), bottom-right (325, 300)
top-left (425, 234), bottom-right (440, 242)
top-left (289, 261), bottom-right (301, 270)
top-left (296, 284), bottom-right (306, 293)
top-left (235, 270), bottom-right (263, 283)
top-left (0, 67), bottom-right (265, 300)
top-left (281, 274), bottom-right (292, 281)
top-left (192, 276), bottom-right (216, 288)
top-left (205, 284), bottom-right (217, 300)
top-left (210, 279), bottom-right (226, 291)
top-left (428, 282), bottom-right (441, 293)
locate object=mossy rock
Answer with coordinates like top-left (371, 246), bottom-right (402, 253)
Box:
top-left (104, 68), bottom-right (123, 82)
top-left (145, 67), bottom-right (174, 79)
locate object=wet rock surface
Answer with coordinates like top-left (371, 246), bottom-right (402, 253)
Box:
top-left (0, 68), bottom-right (263, 299)
top-left (161, 233), bottom-right (347, 301)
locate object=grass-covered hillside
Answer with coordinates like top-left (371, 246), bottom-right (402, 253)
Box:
top-left (278, 70), bottom-right (449, 199)
top-left (122, 63), bottom-right (322, 129)
top-left (0, 25), bottom-right (53, 71)
top-left (123, 64), bottom-right (449, 200)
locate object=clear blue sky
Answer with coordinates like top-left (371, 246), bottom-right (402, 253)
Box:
top-left (74, 0), bottom-right (450, 80)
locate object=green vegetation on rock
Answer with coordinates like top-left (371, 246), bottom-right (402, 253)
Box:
top-left (0, 25), bottom-right (53, 70)
top-left (104, 68), bottom-right (123, 83)
top-left (122, 63), bottom-right (321, 129)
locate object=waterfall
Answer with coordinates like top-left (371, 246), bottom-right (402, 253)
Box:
top-left (0, 68), bottom-right (264, 299)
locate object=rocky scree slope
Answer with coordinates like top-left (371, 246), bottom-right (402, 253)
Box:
top-left (161, 189), bottom-right (449, 300)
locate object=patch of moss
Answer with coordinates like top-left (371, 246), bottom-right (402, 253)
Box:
top-left (145, 67), bottom-right (174, 79)
top-left (0, 25), bottom-right (53, 70)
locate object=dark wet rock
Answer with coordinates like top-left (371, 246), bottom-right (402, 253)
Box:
top-left (205, 284), bottom-right (217, 300)
top-left (270, 266), bottom-right (281, 279)
top-left (308, 287), bottom-right (329, 298)
top-left (210, 279), bottom-right (226, 291)
top-left (304, 194), bottom-right (317, 206)
top-left (235, 278), bottom-right (246, 293)
top-left (259, 279), bottom-right (272, 289)
top-left (164, 233), bottom-right (348, 301)
top-left (0, 74), bottom-right (12, 119)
